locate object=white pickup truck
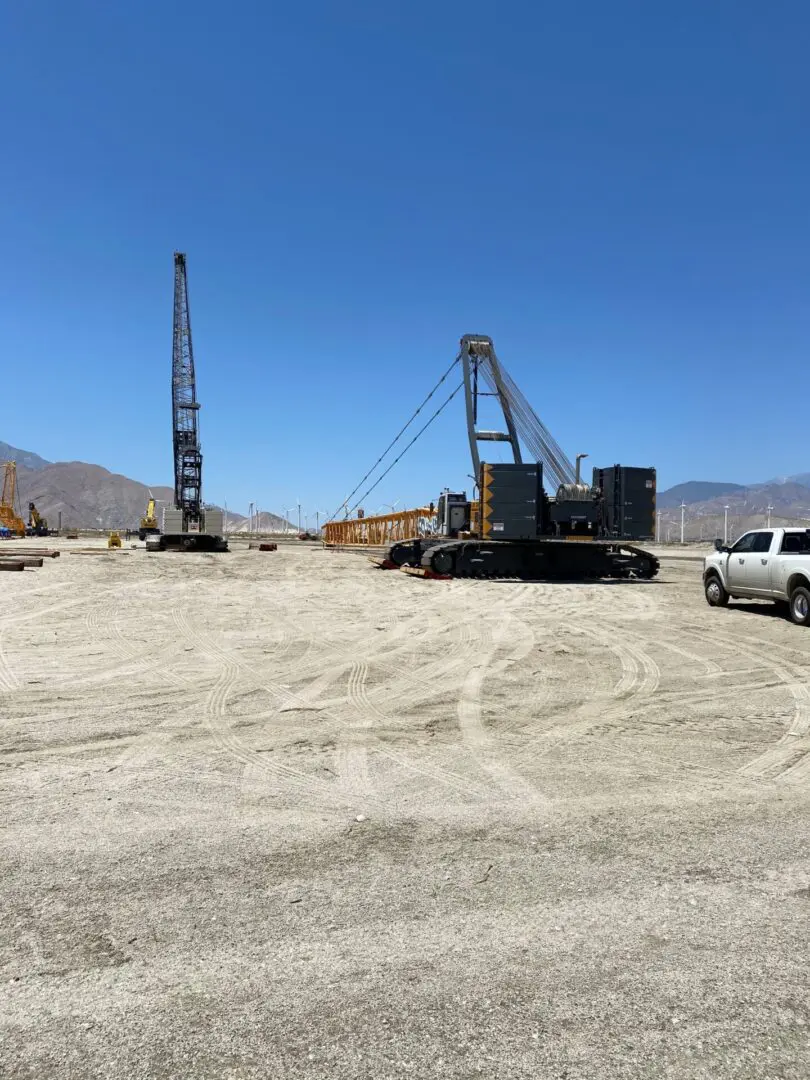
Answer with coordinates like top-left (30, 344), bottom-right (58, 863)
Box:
top-left (703, 527), bottom-right (810, 624)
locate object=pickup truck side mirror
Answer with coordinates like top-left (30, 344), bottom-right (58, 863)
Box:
top-left (713, 538), bottom-right (727, 552)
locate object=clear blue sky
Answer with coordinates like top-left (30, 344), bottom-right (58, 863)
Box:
top-left (1, 2), bottom-right (808, 517)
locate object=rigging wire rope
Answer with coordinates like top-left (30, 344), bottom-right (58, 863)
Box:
top-left (327, 356), bottom-right (460, 522)
top-left (344, 381), bottom-right (464, 519)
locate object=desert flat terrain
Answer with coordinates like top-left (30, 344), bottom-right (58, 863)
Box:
top-left (1, 540), bottom-right (809, 1079)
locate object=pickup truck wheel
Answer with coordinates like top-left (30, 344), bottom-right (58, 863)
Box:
top-left (789, 586), bottom-right (810, 626)
top-left (705, 574), bottom-right (729, 607)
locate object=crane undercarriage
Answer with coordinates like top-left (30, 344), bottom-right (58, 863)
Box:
top-left (382, 536), bottom-right (659, 581)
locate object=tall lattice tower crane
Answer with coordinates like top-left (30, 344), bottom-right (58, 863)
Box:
top-left (147, 253), bottom-right (226, 551)
top-left (172, 252), bottom-right (203, 530)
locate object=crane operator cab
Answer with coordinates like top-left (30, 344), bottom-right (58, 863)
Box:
top-left (436, 491), bottom-right (470, 538)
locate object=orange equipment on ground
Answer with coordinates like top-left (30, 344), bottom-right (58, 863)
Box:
top-left (0, 462), bottom-right (26, 537)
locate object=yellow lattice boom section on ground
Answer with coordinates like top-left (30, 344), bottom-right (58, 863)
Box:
top-left (323, 507), bottom-right (435, 547)
top-left (323, 501), bottom-right (480, 547)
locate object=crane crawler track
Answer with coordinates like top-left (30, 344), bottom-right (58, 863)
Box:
top-left (384, 537), bottom-right (658, 582)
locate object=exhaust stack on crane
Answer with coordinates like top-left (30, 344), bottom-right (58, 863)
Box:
top-left (146, 253), bottom-right (227, 552)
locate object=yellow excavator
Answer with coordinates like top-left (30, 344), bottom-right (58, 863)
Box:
top-left (0, 462), bottom-right (26, 537)
top-left (139, 493), bottom-right (160, 542)
top-left (27, 501), bottom-right (49, 537)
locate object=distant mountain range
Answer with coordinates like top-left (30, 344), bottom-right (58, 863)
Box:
top-left (657, 474), bottom-right (810, 509)
top-left (0, 440), bottom-right (291, 531)
top-left (1, 436), bottom-right (807, 535)
top-left (0, 440), bottom-right (50, 473)
top-left (657, 474), bottom-right (810, 540)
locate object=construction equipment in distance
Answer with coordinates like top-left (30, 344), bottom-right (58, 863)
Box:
top-left (335, 334), bottom-right (659, 581)
top-left (27, 502), bottom-right (49, 537)
top-left (0, 462), bottom-right (26, 537)
top-left (108, 532), bottom-right (122, 549)
top-left (147, 253), bottom-right (227, 552)
top-left (138, 493), bottom-right (160, 542)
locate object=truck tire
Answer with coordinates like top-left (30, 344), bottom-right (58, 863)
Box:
top-left (789, 586), bottom-right (810, 626)
top-left (704, 573), bottom-right (729, 608)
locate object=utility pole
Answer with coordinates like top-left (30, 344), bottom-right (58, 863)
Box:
top-left (724, 505), bottom-right (730, 545)
top-left (767, 504), bottom-right (773, 528)
top-left (248, 502), bottom-right (254, 535)
top-left (680, 502), bottom-right (686, 545)
top-left (656, 510), bottom-right (662, 543)
top-left (297, 501), bottom-right (302, 534)
top-left (224, 501), bottom-right (228, 534)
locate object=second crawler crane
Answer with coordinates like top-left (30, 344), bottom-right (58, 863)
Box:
top-left (378, 335), bottom-right (659, 581)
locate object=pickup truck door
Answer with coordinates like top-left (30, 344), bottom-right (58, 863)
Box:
top-left (774, 531), bottom-right (810, 594)
top-left (743, 531), bottom-right (775, 594)
top-left (726, 532), bottom-right (758, 592)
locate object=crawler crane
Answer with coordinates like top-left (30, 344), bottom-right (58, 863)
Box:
top-left (146, 253), bottom-right (226, 552)
top-left (326, 335), bottom-right (659, 582)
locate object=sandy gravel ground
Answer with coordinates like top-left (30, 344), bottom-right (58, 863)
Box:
top-left (1, 539), bottom-right (809, 1079)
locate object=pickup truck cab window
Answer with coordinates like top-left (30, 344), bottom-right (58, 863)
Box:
top-left (781, 532), bottom-right (810, 554)
top-left (731, 533), bottom-right (757, 554)
top-left (750, 531), bottom-right (773, 553)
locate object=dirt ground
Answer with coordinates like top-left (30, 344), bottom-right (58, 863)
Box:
top-left (1, 540), bottom-right (809, 1079)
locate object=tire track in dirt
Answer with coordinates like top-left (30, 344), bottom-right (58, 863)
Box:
top-left (79, 601), bottom-right (191, 691)
top-left (2, 581), bottom-right (144, 632)
top-left (313, 607), bottom-right (492, 721)
top-left (171, 610), bottom-right (368, 809)
top-left (511, 624), bottom-right (659, 770)
top-left (331, 615), bottom-right (483, 798)
top-left (455, 608), bottom-right (545, 800)
top-left (0, 632), bottom-right (19, 692)
top-left (702, 628), bottom-right (810, 783)
top-left (341, 657), bottom-right (494, 800)
top-left (265, 604), bottom-right (442, 707)
top-left (334, 662), bottom-right (374, 796)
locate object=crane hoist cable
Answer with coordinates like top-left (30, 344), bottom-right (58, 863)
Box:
top-left (327, 356), bottom-right (461, 522)
top-left (344, 380), bottom-right (464, 519)
top-left (477, 359), bottom-right (575, 488)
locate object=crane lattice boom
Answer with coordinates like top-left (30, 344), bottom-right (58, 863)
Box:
top-left (172, 252), bottom-right (203, 526)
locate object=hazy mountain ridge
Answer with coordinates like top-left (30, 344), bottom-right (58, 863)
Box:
top-left (15, 461), bottom-right (175, 530)
top-left (1, 439), bottom-right (292, 530)
top-left (0, 440), bottom-right (50, 472)
top-left (658, 476), bottom-right (810, 521)
top-left (2, 437), bottom-right (808, 530)
top-left (656, 481), bottom-right (746, 509)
